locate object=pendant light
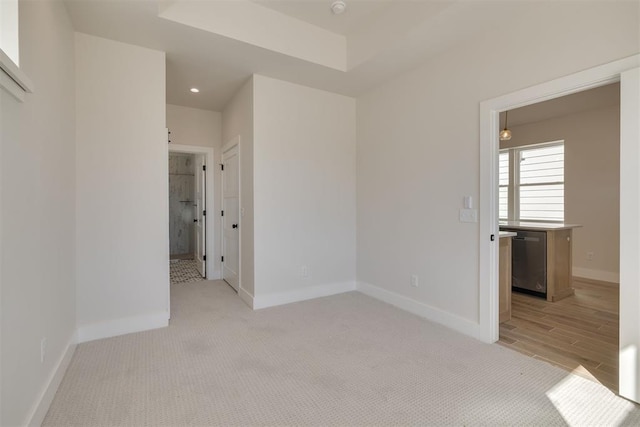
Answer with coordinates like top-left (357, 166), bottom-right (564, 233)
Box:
top-left (500, 111), bottom-right (512, 141)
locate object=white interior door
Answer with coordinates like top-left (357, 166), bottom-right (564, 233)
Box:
top-left (194, 154), bottom-right (206, 277)
top-left (222, 144), bottom-right (240, 291)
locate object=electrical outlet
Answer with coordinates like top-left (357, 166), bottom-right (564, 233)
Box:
top-left (587, 251), bottom-right (594, 261)
top-left (459, 209), bottom-right (478, 223)
top-left (410, 275), bottom-right (419, 288)
top-left (40, 338), bottom-right (47, 364)
top-left (301, 265), bottom-right (309, 278)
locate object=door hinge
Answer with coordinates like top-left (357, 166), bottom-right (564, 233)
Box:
top-left (203, 255), bottom-right (206, 261)
top-left (203, 210), bottom-right (206, 216)
top-left (490, 234), bottom-right (495, 241)
top-left (203, 165), bottom-right (206, 171)
top-left (220, 164), bottom-right (224, 171)
top-left (221, 256), bottom-right (224, 262)
top-left (221, 210), bottom-right (224, 216)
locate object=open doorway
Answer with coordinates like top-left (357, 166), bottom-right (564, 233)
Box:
top-left (479, 56), bottom-right (640, 404)
top-left (168, 152), bottom-right (205, 284)
top-left (168, 144), bottom-right (216, 287)
top-left (495, 84), bottom-right (620, 390)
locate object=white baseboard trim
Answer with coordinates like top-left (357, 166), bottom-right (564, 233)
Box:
top-left (27, 332), bottom-right (77, 427)
top-left (356, 281), bottom-right (482, 340)
top-left (253, 281), bottom-right (357, 310)
top-left (573, 267), bottom-right (619, 284)
top-left (77, 311), bottom-right (169, 343)
top-left (238, 286), bottom-right (254, 308)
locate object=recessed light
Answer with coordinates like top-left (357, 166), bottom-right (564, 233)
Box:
top-left (190, 88), bottom-right (200, 93)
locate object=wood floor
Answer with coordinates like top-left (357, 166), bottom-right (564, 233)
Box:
top-left (498, 278), bottom-right (619, 391)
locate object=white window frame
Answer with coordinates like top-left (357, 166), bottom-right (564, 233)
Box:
top-left (0, 0), bottom-right (34, 102)
top-left (500, 140), bottom-right (565, 222)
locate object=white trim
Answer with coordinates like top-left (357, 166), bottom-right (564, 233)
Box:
top-left (0, 68), bottom-right (24, 101)
top-left (0, 48), bottom-right (34, 102)
top-left (573, 267), bottom-right (620, 284)
top-left (479, 54), bottom-right (640, 345)
top-left (222, 136), bottom-right (241, 154)
top-left (619, 66), bottom-right (640, 403)
top-left (168, 144), bottom-right (217, 279)
top-left (77, 311), bottom-right (169, 343)
top-left (356, 282), bottom-right (482, 340)
top-left (26, 333), bottom-right (77, 427)
top-left (238, 286), bottom-right (254, 308)
top-left (253, 281), bottom-right (356, 310)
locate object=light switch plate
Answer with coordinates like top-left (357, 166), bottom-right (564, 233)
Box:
top-left (459, 208), bottom-right (478, 223)
top-left (463, 196), bottom-right (473, 209)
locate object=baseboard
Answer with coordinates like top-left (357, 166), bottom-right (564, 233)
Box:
top-left (238, 286), bottom-right (254, 308)
top-left (356, 281), bottom-right (482, 340)
top-left (253, 281), bottom-right (357, 310)
top-left (573, 267), bottom-right (619, 284)
top-left (77, 311), bottom-right (169, 343)
top-left (27, 332), bottom-right (77, 427)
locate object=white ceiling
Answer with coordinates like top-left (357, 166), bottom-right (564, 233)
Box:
top-left (64, 0), bottom-right (521, 112)
top-left (250, 0), bottom-right (391, 35)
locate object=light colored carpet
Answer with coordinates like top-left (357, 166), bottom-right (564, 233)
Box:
top-left (44, 281), bottom-right (640, 426)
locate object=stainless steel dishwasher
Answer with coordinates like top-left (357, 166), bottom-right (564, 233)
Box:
top-left (506, 229), bottom-right (547, 298)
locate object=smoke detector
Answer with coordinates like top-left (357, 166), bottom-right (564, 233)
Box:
top-left (331, 0), bottom-right (346, 15)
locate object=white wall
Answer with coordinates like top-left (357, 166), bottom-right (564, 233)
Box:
top-left (0, 1), bottom-right (76, 425)
top-left (222, 77), bottom-right (255, 298)
top-left (252, 75), bottom-right (356, 306)
top-left (356, 1), bottom-right (639, 332)
top-left (167, 104), bottom-right (221, 149)
top-left (75, 33), bottom-right (168, 342)
top-left (167, 104), bottom-right (222, 278)
top-left (502, 104), bottom-right (620, 283)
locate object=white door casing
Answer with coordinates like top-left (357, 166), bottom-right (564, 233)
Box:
top-left (194, 154), bottom-right (206, 277)
top-left (222, 142), bottom-right (240, 291)
top-left (619, 66), bottom-right (640, 403)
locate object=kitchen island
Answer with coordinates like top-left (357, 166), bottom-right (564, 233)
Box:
top-left (499, 231), bottom-right (517, 323)
top-left (500, 221), bottom-right (581, 302)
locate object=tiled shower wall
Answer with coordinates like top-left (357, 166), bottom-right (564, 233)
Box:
top-left (169, 153), bottom-right (195, 257)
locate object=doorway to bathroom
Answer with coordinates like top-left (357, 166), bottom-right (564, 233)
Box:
top-left (168, 152), bottom-right (203, 284)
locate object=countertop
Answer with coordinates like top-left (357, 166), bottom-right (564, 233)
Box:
top-left (499, 221), bottom-right (582, 231)
top-left (499, 231), bottom-right (517, 238)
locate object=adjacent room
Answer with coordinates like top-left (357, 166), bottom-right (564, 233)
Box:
top-left (168, 152), bottom-right (205, 284)
top-left (496, 84), bottom-right (621, 391)
top-left (1, 0), bottom-right (639, 425)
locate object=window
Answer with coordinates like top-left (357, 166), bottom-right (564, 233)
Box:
top-left (499, 141), bottom-right (564, 222)
top-left (498, 151), bottom-right (509, 220)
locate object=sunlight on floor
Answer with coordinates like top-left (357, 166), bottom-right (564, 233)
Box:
top-left (546, 369), bottom-right (634, 426)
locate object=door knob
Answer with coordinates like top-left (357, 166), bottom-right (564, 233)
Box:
top-left (232, 224), bottom-right (238, 229)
